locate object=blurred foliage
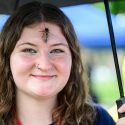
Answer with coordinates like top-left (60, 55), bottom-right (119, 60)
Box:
top-left (93, 1), bottom-right (125, 15)
top-left (110, 1), bottom-right (125, 14)
top-left (91, 81), bottom-right (119, 107)
top-left (92, 2), bottom-right (105, 11)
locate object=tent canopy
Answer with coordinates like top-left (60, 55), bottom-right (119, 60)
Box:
top-left (61, 4), bottom-right (125, 48)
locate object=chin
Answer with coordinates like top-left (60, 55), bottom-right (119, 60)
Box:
top-left (31, 88), bottom-right (56, 98)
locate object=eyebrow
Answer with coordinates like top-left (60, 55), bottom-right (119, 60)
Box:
top-left (17, 42), bottom-right (69, 48)
top-left (50, 43), bottom-right (69, 48)
top-left (17, 42), bottom-right (36, 47)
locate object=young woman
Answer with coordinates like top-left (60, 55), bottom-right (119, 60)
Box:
top-left (0, 1), bottom-right (115, 125)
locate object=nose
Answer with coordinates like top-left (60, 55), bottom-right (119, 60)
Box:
top-left (36, 52), bottom-right (53, 71)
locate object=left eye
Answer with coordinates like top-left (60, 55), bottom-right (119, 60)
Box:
top-left (50, 49), bottom-right (64, 54)
top-left (22, 48), bottom-right (37, 54)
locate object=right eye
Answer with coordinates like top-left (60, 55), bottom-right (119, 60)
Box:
top-left (22, 48), bottom-right (37, 54)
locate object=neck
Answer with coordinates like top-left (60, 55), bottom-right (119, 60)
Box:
top-left (16, 90), bottom-right (57, 125)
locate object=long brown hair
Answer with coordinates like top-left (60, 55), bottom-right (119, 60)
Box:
top-left (0, 1), bottom-right (96, 125)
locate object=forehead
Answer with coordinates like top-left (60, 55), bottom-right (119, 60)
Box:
top-left (17, 22), bottom-right (67, 45)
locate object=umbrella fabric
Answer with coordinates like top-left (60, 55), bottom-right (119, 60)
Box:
top-left (0, 0), bottom-right (114, 14)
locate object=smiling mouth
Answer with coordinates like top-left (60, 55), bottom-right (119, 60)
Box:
top-left (31, 74), bottom-right (56, 80)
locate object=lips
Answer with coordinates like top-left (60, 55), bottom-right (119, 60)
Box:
top-left (31, 74), bottom-right (56, 80)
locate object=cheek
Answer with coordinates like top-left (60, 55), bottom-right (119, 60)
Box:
top-left (10, 55), bottom-right (35, 75)
top-left (54, 55), bottom-right (72, 76)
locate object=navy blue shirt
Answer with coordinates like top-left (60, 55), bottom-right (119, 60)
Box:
top-left (94, 105), bottom-right (115, 125)
top-left (50, 105), bottom-right (115, 125)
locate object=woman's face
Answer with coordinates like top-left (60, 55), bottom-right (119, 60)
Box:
top-left (10, 22), bottom-right (72, 99)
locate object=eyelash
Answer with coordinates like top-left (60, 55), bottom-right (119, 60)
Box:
top-left (21, 48), bottom-right (65, 56)
top-left (50, 49), bottom-right (64, 54)
top-left (22, 48), bottom-right (37, 54)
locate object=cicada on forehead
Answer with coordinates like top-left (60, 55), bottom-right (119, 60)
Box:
top-left (42, 28), bottom-right (49, 42)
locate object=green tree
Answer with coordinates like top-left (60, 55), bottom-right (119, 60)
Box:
top-left (93, 1), bottom-right (125, 15)
top-left (110, 1), bottom-right (125, 14)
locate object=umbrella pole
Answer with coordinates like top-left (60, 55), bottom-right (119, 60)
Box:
top-left (104, 0), bottom-right (125, 118)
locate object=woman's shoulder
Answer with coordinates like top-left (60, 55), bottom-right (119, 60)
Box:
top-left (94, 104), bottom-right (115, 125)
